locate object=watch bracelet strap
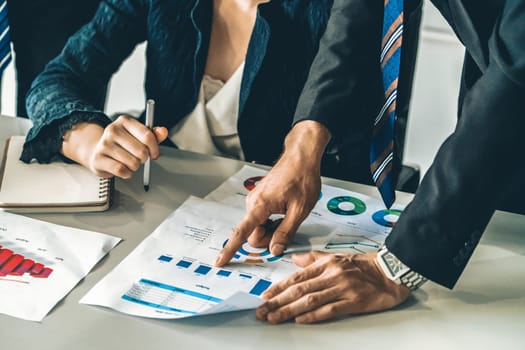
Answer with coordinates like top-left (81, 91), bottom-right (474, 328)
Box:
top-left (400, 270), bottom-right (427, 291)
top-left (378, 245), bottom-right (428, 291)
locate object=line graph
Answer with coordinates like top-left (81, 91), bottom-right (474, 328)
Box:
top-left (325, 234), bottom-right (383, 253)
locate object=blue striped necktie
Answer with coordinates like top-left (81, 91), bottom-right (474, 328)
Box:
top-left (0, 0), bottom-right (11, 75)
top-left (370, 0), bottom-right (404, 208)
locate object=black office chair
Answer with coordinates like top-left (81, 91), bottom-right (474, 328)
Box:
top-left (397, 163), bottom-right (420, 193)
top-left (393, 0), bottom-right (423, 194)
top-left (394, 99), bottom-right (420, 193)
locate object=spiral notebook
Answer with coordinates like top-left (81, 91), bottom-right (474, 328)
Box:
top-left (0, 136), bottom-right (112, 213)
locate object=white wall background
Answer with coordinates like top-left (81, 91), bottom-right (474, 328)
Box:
top-left (1, 0), bottom-right (464, 177)
top-left (404, 1), bottom-right (464, 175)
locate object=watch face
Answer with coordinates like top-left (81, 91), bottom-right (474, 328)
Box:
top-left (383, 252), bottom-right (406, 277)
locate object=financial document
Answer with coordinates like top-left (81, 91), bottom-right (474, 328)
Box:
top-left (80, 196), bottom-right (342, 319)
top-left (206, 165), bottom-right (405, 254)
top-left (0, 211), bottom-right (121, 321)
top-left (81, 166), bottom-right (404, 319)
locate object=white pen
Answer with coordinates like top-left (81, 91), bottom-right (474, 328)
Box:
top-left (143, 99), bottom-right (155, 192)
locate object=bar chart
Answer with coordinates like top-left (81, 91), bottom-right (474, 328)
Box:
top-left (0, 245), bottom-right (53, 278)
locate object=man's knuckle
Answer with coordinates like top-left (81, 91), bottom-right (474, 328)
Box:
top-left (289, 272), bottom-right (303, 284)
top-left (264, 300), bottom-right (278, 310)
top-left (275, 229), bottom-right (293, 240)
top-left (291, 285), bottom-right (306, 298)
top-left (324, 254), bottom-right (339, 265)
top-left (327, 303), bottom-right (343, 316)
top-left (276, 307), bottom-right (292, 320)
top-left (331, 267), bottom-right (350, 281)
top-left (305, 293), bottom-right (319, 305)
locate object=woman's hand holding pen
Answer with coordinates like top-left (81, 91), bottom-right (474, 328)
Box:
top-left (61, 115), bottom-right (168, 178)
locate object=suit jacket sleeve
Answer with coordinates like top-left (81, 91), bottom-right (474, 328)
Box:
top-left (386, 0), bottom-right (525, 288)
top-left (293, 0), bottom-right (384, 151)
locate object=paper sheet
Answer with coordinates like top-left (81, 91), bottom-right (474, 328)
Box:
top-left (81, 166), bottom-right (405, 320)
top-left (0, 212), bottom-right (121, 321)
top-left (80, 196), bottom-right (338, 319)
top-left (205, 165), bottom-right (405, 254)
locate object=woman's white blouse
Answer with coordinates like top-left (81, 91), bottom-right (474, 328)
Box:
top-left (169, 62), bottom-right (245, 160)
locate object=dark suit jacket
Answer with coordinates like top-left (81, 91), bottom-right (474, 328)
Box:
top-left (295, 0), bottom-right (525, 288)
top-left (295, 0), bottom-right (422, 185)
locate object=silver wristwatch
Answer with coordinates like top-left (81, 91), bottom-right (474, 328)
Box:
top-left (376, 246), bottom-right (427, 291)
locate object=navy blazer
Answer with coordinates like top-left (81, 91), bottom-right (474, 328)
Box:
top-left (294, 0), bottom-right (422, 185)
top-left (23, 0), bottom-right (334, 170)
top-left (387, 0), bottom-right (525, 288)
top-left (295, 0), bottom-right (525, 288)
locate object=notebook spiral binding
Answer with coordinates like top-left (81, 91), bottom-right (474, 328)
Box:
top-left (98, 178), bottom-right (111, 198)
top-left (98, 177), bottom-right (115, 209)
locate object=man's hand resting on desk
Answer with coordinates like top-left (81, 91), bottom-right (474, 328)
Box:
top-left (256, 251), bottom-right (410, 324)
top-left (61, 115), bottom-right (168, 178)
top-left (215, 121), bottom-right (332, 266)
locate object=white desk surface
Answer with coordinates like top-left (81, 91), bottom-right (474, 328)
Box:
top-left (1, 115), bottom-right (524, 349)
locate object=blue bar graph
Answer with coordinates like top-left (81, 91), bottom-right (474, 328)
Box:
top-left (176, 259), bottom-right (192, 268)
top-left (194, 265), bottom-right (212, 275)
top-left (239, 273), bottom-right (252, 279)
top-left (216, 269), bottom-right (231, 277)
top-left (249, 279), bottom-right (272, 296)
top-left (158, 255), bottom-right (173, 262)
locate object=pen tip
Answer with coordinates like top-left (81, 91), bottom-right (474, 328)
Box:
top-left (144, 185), bottom-right (150, 192)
